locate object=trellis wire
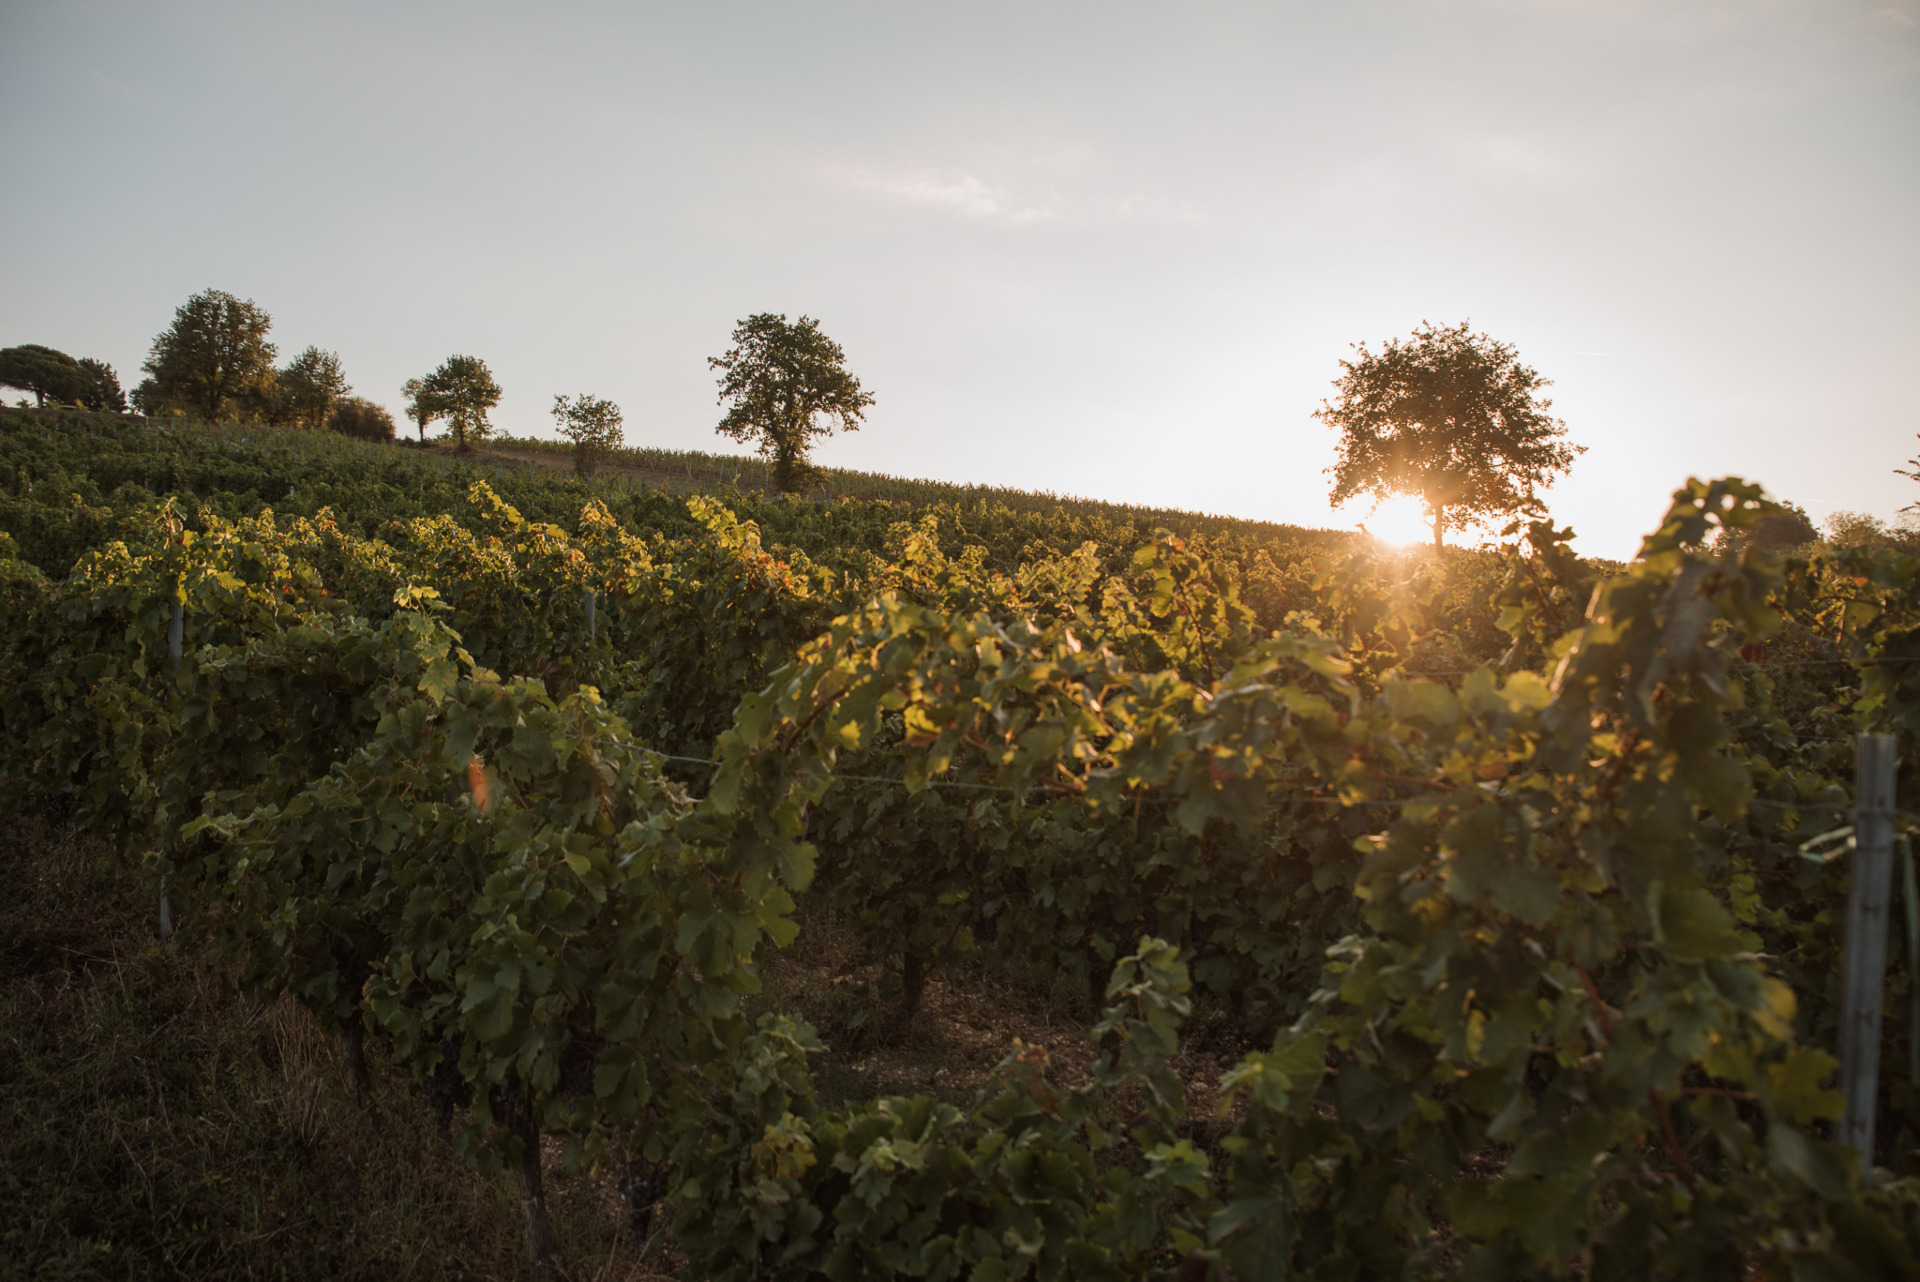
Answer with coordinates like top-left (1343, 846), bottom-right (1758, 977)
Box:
top-left (636, 749), bottom-right (1877, 814)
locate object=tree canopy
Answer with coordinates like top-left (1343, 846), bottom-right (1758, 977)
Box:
top-left (1708, 498), bottom-right (1818, 554)
top-left (400, 378), bottom-right (438, 442)
top-left (277, 346), bottom-right (350, 430)
top-left (0, 346), bottom-right (127, 412)
top-left (1317, 320), bottom-right (1582, 548)
top-left (709, 313), bottom-right (872, 493)
top-left (551, 393), bottom-right (624, 477)
top-left (327, 396), bottom-right (396, 442)
top-left (0, 345), bottom-right (82, 408)
top-left (418, 356), bottom-right (501, 451)
top-left (75, 358), bottom-right (126, 412)
top-left (137, 289), bottom-right (277, 421)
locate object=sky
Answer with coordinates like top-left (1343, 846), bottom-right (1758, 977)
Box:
top-left (2, 0), bottom-right (1915, 558)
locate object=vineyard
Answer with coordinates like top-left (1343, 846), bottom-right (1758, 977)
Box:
top-left (4, 408), bottom-right (1920, 1279)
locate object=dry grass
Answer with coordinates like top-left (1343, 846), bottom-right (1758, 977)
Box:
top-left (0, 812), bottom-right (1258, 1281)
top-left (0, 815), bottom-right (674, 1282)
top-left (752, 906), bottom-right (1250, 1149)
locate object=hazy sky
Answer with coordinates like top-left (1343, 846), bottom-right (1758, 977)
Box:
top-left (3, 0), bottom-right (1915, 557)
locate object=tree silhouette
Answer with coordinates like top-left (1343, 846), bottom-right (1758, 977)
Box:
top-left (401, 378), bottom-right (439, 442)
top-left (709, 313), bottom-right (872, 494)
top-left (75, 358), bottom-right (126, 412)
top-left (1318, 321), bottom-right (1582, 548)
top-left (139, 289), bottom-right (276, 421)
top-left (0, 345), bottom-right (86, 408)
top-left (279, 347), bottom-right (350, 430)
top-left (551, 394), bottom-right (624, 478)
top-left (418, 355), bottom-right (501, 451)
top-left (328, 396), bottom-right (396, 441)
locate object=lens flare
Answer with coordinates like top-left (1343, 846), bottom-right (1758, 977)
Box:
top-left (1349, 495), bottom-right (1434, 548)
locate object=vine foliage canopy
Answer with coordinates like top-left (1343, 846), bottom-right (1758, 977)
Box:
top-left (1319, 320), bottom-right (1582, 547)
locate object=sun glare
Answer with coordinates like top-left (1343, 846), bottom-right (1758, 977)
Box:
top-left (1351, 495), bottom-right (1434, 549)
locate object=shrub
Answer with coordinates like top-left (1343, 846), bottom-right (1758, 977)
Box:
top-left (327, 396), bottom-right (396, 441)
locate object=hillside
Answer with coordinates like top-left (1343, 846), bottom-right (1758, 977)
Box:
top-left (0, 407), bottom-right (1351, 578)
top-left (3, 403), bottom-right (1914, 1281)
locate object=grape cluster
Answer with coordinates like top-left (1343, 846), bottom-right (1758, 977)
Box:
top-left (420, 1035), bottom-right (470, 1141)
top-left (616, 1156), bottom-right (669, 1241)
top-left (557, 1031), bottom-right (602, 1104)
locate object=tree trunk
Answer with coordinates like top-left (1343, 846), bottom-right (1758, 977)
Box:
top-left (773, 445), bottom-right (806, 494)
top-left (1432, 503), bottom-right (1446, 550)
top-left (511, 1111), bottom-right (568, 1278)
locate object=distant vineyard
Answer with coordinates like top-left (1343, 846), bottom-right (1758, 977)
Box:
top-left (0, 406), bottom-right (1354, 561)
top-left (2, 408), bottom-right (1918, 1278)
top-left (480, 428), bottom-right (1353, 541)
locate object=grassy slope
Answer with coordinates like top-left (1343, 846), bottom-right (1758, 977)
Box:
top-left (1, 407), bottom-right (1347, 568)
top-left (457, 430), bottom-right (1344, 546)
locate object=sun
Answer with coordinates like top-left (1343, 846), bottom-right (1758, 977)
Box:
top-left (1347, 494), bottom-right (1433, 548)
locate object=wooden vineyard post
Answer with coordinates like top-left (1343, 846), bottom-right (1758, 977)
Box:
top-left (1841, 733), bottom-right (1899, 1182)
top-left (161, 601), bottom-right (184, 939)
top-left (1905, 837), bottom-right (1920, 1087)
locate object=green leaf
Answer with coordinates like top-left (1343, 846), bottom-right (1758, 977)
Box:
top-left (1767, 1046), bottom-right (1842, 1125)
top-left (1212, 1196), bottom-right (1293, 1282)
top-left (1767, 1123), bottom-right (1852, 1201)
top-left (1653, 884), bottom-right (1745, 959)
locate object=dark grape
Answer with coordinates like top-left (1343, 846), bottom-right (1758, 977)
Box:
top-left (616, 1157), bottom-right (669, 1242)
top-left (420, 1034), bottom-right (470, 1141)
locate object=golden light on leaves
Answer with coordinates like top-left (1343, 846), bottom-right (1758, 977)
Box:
top-left (467, 756), bottom-right (492, 813)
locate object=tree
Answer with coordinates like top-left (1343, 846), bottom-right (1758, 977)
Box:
top-left (0, 345), bottom-right (87, 408)
top-left (327, 396), bottom-right (396, 442)
top-left (1752, 503), bottom-right (1818, 552)
top-left (418, 355), bottom-right (500, 451)
top-left (278, 346), bottom-right (350, 430)
top-left (1823, 510), bottom-right (1920, 555)
top-left (1709, 498), bottom-right (1818, 554)
top-left (0, 347), bottom-right (122, 412)
top-left (140, 289), bottom-right (277, 421)
top-left (75, 358), bottom-right (127, 413)
top-left (130, 378), bottom-right (162, 416)
top-left (244, 368), bottom-right (291, 426)
top-left (1317, 321), bottom-right (1582, 548)
top-left (400, 378), bottom-right (440, 442)
top-left (551, 393), bottom-right (624, 478)
top-left (709, 313), bottom-right (873, 493)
